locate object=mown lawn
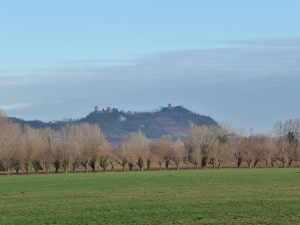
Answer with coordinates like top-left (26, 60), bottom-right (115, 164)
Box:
top-left (0, 168), bottom-right (300, 224)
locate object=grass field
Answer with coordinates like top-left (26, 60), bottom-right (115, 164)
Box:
top-left (0, 169), bottom-right (300, 225)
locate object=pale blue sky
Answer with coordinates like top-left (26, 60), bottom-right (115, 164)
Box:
top-left (1, 1), bottom-right (300, 134)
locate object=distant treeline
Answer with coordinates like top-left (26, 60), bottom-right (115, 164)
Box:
top-left (0, 110), bottom-right (299, 175)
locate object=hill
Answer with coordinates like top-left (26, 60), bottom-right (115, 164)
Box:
top-left (11, 105), bottom-right (217, 144)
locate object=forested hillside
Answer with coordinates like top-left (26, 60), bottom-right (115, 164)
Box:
top-left (11, 105), bottom-right (217, 144)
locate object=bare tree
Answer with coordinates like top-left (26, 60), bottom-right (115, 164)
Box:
top-left (239, 137), bottom-right (259, 169)
top-left (108, 150), bottom-right (118, 171)
top-left (0, 115), bottom-right (22, 175)
top-left (153, 135), bottom-right (173, 170)
top-left (274, 119), bottom-right (300, 167)
top-left (39, 127), bottom-right (58, 174)
top-left (229, 130), bottom-right (244, 168)
top-left (99, 143), bottom-right (111, 172)
top-left (59, 124), bottom-right (88, 173)
top-left (171, 138), bottom-right (186, 170)
top-left (259, 135), bottom-right (276, 168)
top-left (77, 123), bottom-right (106, 172)
top-left (187, 122), bottom-right (203, 169)
top-left (129, 131), bottom-right (150, 171)
top-left (23, 126), bottom-right (34, 174)
top-left (276, 138), bottom-right (290, 168)
top-left (115, 139), bottom-right (130, 172)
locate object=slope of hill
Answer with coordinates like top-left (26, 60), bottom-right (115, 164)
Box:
top-left (11, 105), bottom-right (217, 144)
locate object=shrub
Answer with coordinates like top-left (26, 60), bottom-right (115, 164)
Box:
top-left (12, 160), bottom-right (21, 174)
top-left (100, 156), bottom-right (109, 172)
top-left (54, 160), bottom-right (60, 173)
top-left (89, 156), bottom-right (97, 172)
top-left (147, 159), bottom-right (151, 170)
top-left (32, 160), bottom-right (42, 173)
top-left (137, 157), bottom-right (144, 171)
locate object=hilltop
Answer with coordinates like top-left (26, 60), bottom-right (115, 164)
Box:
top-left (11, 105), bottom-right (217, 144)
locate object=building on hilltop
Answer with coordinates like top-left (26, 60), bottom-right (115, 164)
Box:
top-left (119, 115), bottom-right (126, 122)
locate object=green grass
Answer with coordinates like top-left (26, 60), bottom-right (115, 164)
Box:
top-left (1, 169), bottom-right (300, 225)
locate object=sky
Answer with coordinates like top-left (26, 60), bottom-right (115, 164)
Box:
top-left (1, 0), bottom-right (300, 134)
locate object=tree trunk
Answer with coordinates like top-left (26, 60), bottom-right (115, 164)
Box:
top-left (288, 159), bottom-right (293, 168)
top-left (176, 164), bottom-right (180, 170)
top-left (212, 161), bottom-right (215, 169)
top-left (237, 158), bottom-right (242, 168)
top-left (254, 159), bottom-right (258, 168)
top-left (248, 162), bottom-right (252, 168)
top-left (26, 166), bottom-right (30, 175)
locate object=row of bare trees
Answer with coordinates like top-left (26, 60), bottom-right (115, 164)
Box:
top-left (0, 111), bottom-right (299, 175)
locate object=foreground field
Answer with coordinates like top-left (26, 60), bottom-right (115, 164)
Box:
top-left (0, 169), bottom-right (300, 224)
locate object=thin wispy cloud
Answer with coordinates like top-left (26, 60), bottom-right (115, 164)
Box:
top-left (15, 47), bottom-right (300, 80)
top-left (55, 58), bottom-right (133, 65)
top-left (0, 70), bottom-right (10, 73)
top-left (226, 38), bottom-right (300, 47)
top-left (0, 103), bottom-right (37, 110)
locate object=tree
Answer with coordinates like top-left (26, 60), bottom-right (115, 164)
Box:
top-left (274, 119), bottom-right (300, 168)
top-left (108, 151), bottom-right (117, 171)
top-left (40, 128), bottom-right (57, 174)
top-left (153, 135), bottom-right (173, 170)
top-left (115, 139), bottom-right (130, 172)
top-left (229, 130), bottom-right (244, 169)
top-left (187, 122), bottom-right (203, 169)
top-left (59, 124), bottom-right (76, 173)
top-left (23, 126), bottom-right (38, 174)
top-left (258, 135), bottom-right (276, 168)
top-left (129, 131), bottom-right (150, 171)
top-left (287, 131), bottom-right (298, 167)
top-left (0, 114), bottom-right (22, 175)
top-left (276, 138), bottom-right (290, 168)
top-left (171, 138), bottom-right (186, 170)
top-left (78, 123), bottom-right (107, 173)
top-left (98, 141), bottom-right (111, 172)
top-left (239, 137), bottom-right (259, 169)
top-left (216, 134), bottom-right (229, 168)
